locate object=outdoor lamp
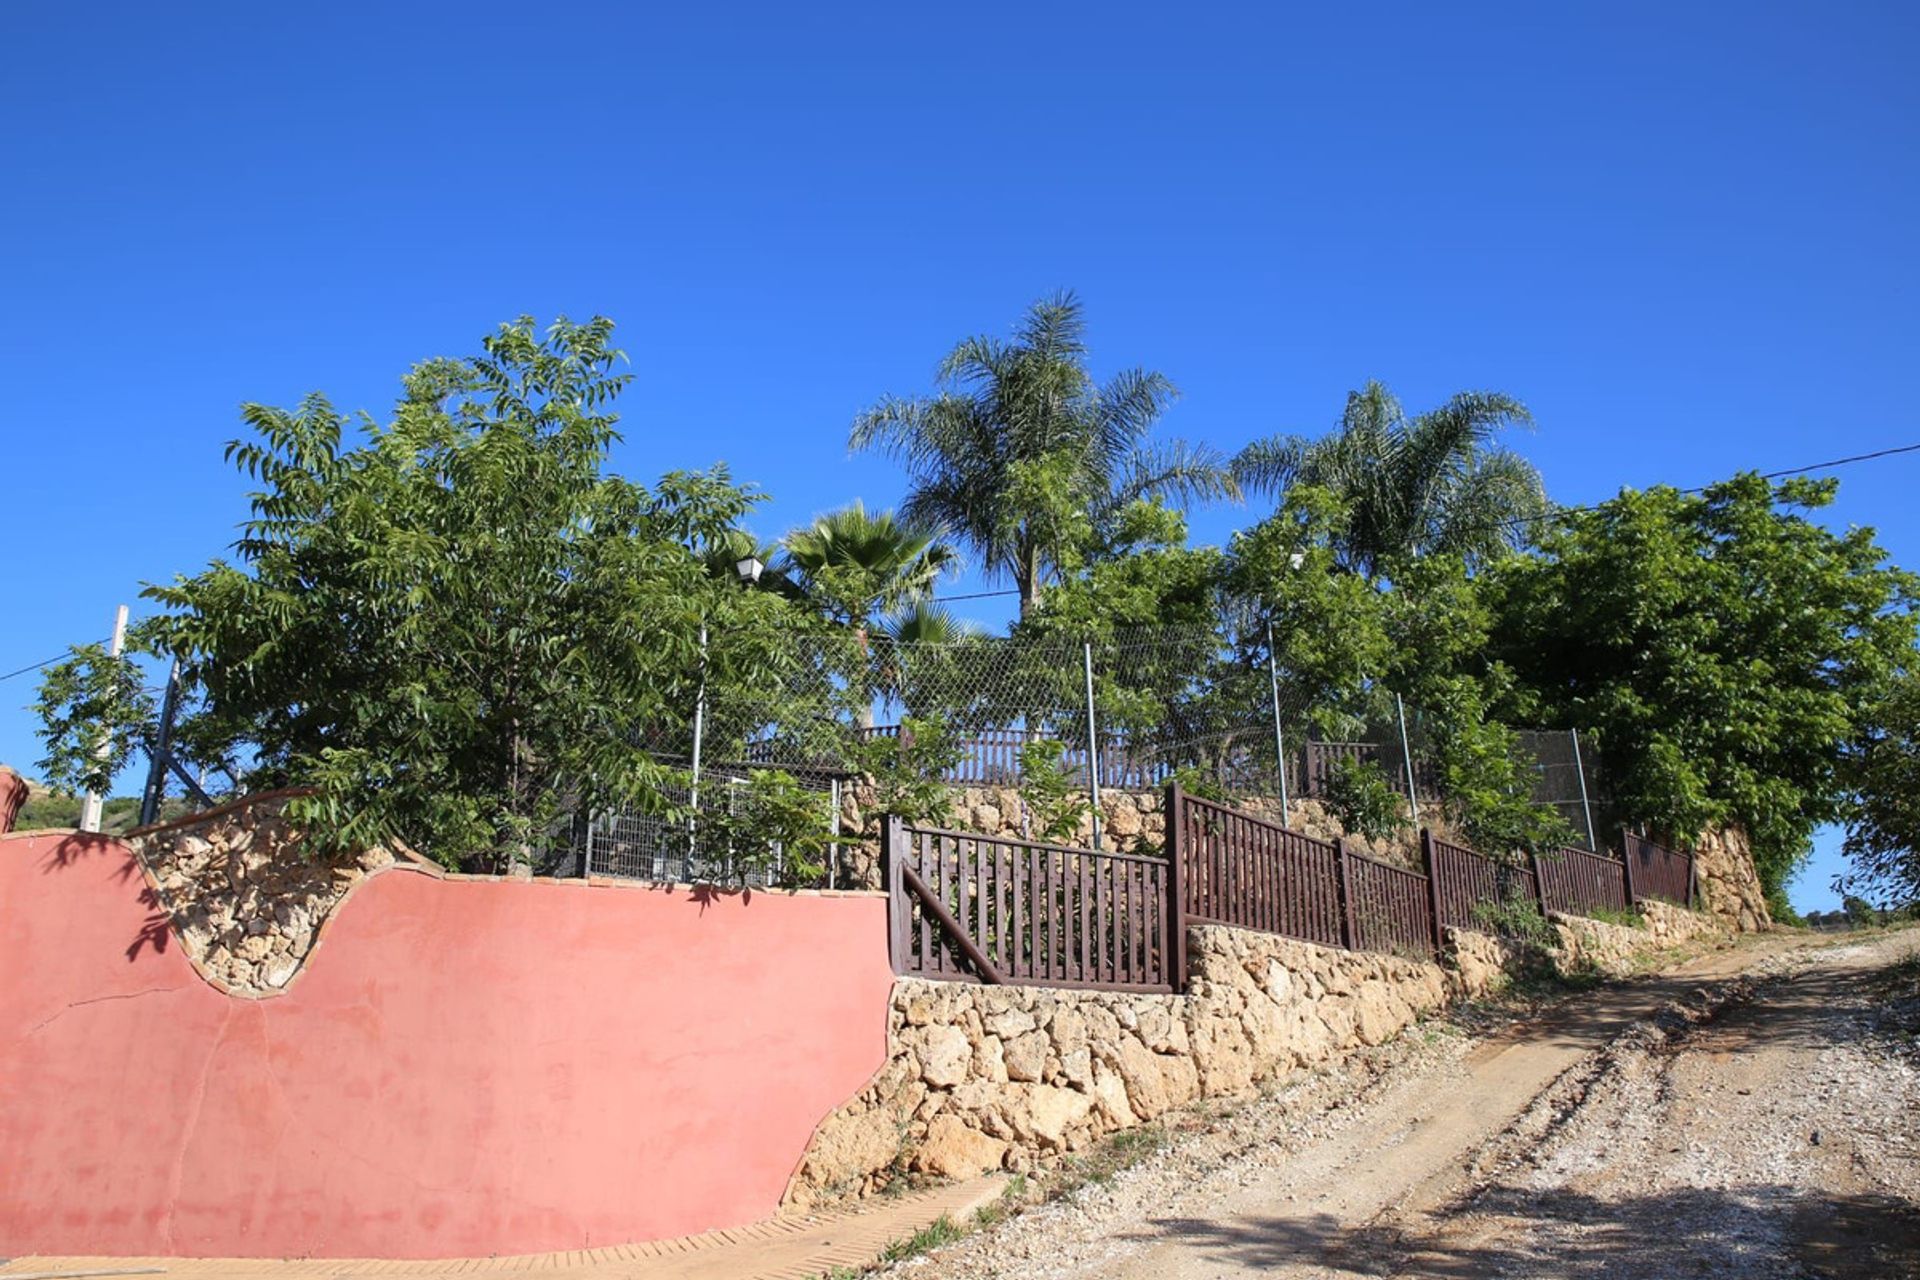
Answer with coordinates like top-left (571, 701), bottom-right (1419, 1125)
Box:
top-left (735, 555), bottom-right (765, 586)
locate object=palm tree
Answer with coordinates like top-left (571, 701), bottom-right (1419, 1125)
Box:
top-left (780, 503), bottom-right (956, 729)
top-left (1232, 381), bottom-right (1548, 580)
top-left (851, 292), bottom-right (1237, 615)
top-left (780, 501), bottom-right (955, 632)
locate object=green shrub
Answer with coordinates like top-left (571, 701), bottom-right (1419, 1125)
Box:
top-left (855, 715), bottom-right (965, 827)
top-left (1016, 739), bottom-right (1090, 841)
top-left (1323, 756), bottom-right (1408, 844)
top-left (1470, 892), bottom-right (1557, 948)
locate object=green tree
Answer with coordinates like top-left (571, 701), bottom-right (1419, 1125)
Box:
top-left (850, 292), bottom-right (1236, 614)
top-left (1232, 381), bottom-right (1546, 580)
top-left (1840, 666), bottom-right (1920, 907)
top-left (35, 317), bottom-right (804, 868)
top-left (780, 501), bottom-right (953, 631)
top-left (1490, 473), bottom-right (1918, 908)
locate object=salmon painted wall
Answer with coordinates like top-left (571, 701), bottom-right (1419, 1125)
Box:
top-left (0, 831), bottom-right (895, 1259)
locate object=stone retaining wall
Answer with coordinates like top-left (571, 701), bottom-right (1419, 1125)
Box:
top-left (1692, 824), bottom-right (1772, 932)
top-left (788, 900), bottom-right (1726, 1206)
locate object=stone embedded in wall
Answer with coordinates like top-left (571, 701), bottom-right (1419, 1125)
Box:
top-left (1689, 825), bottom-right (1772, 933)
top-left (131, 795), bottom-right (411, 996)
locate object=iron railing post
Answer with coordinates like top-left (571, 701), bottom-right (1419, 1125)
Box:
top-left (138, 659), bottom-right (183, 827)
top-left (1165, 781), bottom-right (1188, 990)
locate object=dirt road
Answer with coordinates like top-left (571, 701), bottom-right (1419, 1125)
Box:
top-left (912, 928), bottom-right (1920, 1280)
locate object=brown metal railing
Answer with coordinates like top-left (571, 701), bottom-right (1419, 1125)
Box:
top-left (1425, 833), bottom-right (1540, 932)
top-left (1172, 788), bottom-right (1347, 948)
top-left (1623, 832), bottom-right (1694, 907)
top-left (1534, 846), bottom-right (1629, 918)
top-left (886, 790), bottom-right (1702, 994)
top-left (884, 816), bottom-right (1178, 993)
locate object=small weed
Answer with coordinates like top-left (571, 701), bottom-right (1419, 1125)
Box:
top-left (878, 1212), bottom-right (962, 1264)
top-left (1584, 904), bottom-right (1646, 929)
top-left (1471, 894), bottom-right (1558, 949)
top-left (1048, 1123), bottom-right (1170, 1195)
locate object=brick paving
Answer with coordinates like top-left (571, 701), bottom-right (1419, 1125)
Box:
top-left (0, 1177), bottom-right (1005, 1280)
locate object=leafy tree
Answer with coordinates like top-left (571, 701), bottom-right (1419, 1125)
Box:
top-left (33, 643), bottom-right (155, 797)
top-left (1490, 473), bottom-right (1919, 909)
top-left (1233, 381), bottom-right (1545, 580)
top-left (1322, 757), bottom-right (1408, 844)
top-left (1014, 739), bottom-right (1091, 842)
top-left (850, 292), bottom-right (1236, 614)
top-left (1840, 666), bottom-right (1920, 907)
top-left (36, 317), bottom-right (805, 868)
top-left (852, 715), bottom-right (966, 826)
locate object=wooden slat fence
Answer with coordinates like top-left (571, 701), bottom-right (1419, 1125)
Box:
top-left (1172, 789), bottom-right (1346, 949)
top-left (1344, 851), bottom-right (1436, 958)
top-left (1624, 832), bottom-right (1694, 907)
top-left (886, 789), bottom-right (1705, 994)
top-left (1534, 846), bottom-right (1629, 918)
top-left (1425, 834), bottom-right (1540, 932)
top-left (883, 816), bottom-right (1177, 993)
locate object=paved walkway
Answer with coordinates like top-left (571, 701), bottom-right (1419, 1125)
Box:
top-left (0, 1178), bottom-right (1006, 1280)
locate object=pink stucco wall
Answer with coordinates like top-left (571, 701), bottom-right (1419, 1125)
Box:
top-left (0, 831), bottom-right (894, 1259)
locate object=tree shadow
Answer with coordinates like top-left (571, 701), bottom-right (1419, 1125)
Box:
top-left (1139, 1183), bottom-right (1918, 1279)
top-left (33, 831), bottom-right (177, 963)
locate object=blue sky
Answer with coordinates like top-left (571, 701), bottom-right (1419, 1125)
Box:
top-left (3, 3), bottom-right (1915, 911)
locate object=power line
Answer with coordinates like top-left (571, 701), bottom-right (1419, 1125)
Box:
top-left (931, 588), bottom-right (1022, 602)
top-left (0, 637), bottom-right (115, 684)
top-left (1474, 440), bottom-right (1920, 536)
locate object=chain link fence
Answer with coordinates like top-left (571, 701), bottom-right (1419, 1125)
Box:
top-left (556, 619), bottom-right (1612, 886)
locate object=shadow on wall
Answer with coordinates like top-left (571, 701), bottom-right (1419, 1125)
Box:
top-left (1138, 1184), bottom-right (1916, 1280)
top-left (0, 829), bottom-right (895, 1261)
top-left (30, 831), bottom-right (177, 963)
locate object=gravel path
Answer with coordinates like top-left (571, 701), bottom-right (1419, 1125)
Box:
top-left (894, 927), bottom-right (1920, 1280)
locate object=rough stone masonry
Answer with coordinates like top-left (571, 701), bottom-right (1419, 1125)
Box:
top-left (786, 899), bottom-right (1730, 1206)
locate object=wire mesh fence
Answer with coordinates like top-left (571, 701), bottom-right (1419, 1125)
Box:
top-left (561, 620), bottom-right (1615, 885)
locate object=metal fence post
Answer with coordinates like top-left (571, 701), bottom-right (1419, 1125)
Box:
top-left (829, 775), bottom-right (842, 890)
top-left (883, 814), bottom-right (907, 973)
top-left (138, 658), bottom-right (183, 827)
top-left (1266, 622), bottom-right (1290, 827)
top-left (1394, 692), bottom-right (1420, 828)
top-left (1083, 640), bottom-right (1103, 850)
top-left (80, 604), bottom-right (129, 834)
top-left (1570, 727), bottom-right (1598, 852)
top-left (1335, 838), bottom-right (1358, 951)
top-left (582, 811), bottom-right (594, 879)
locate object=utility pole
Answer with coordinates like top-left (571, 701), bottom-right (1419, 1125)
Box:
top-left (79, 605), bottom-right (129, 834)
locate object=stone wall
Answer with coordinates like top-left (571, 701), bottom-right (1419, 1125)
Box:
top-left (129, 792), bottom-right (414, 995)
top-left (789, 899), bottom-right (1727, 1205)
top-left (791, 924), bottom-right (1486, 1204)
top-left (1691, 824), bottom-right (1772, 932)
top-left (1547, 899), bottom-right (1723, 978)
top-left (0, 767), bottom-right (25, 834)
